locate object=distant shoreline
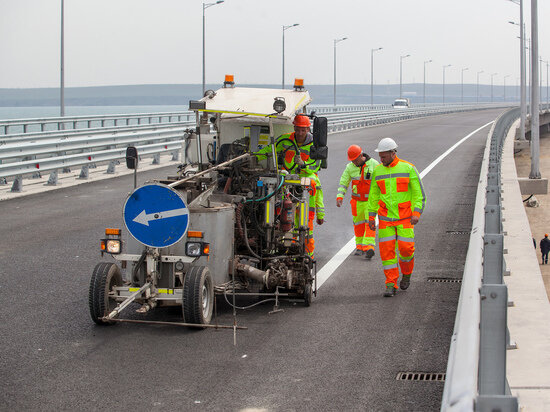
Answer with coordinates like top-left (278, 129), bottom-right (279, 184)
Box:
top-left (0, 83), bottom-right (517, 107)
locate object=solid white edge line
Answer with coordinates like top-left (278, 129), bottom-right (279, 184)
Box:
top-left (315, 120), bottom-right (495, 290)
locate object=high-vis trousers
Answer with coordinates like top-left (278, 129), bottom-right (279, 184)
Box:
top-left (378, 219), bottom-right (415, 288)
top-left (351, 199), bottom-right (376, 252)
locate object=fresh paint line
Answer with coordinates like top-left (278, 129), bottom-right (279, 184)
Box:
top-left (315, 120), bottom-right (495, 290)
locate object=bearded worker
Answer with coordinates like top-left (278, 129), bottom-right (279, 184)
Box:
top-left (336, 145), bottom-right (379, 259)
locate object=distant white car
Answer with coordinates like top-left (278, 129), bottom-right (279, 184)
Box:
top-left (392, 98), bottom-right (411, 108)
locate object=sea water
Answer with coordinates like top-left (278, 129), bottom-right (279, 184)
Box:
top-left (0, 105), bottom-right (189, 121)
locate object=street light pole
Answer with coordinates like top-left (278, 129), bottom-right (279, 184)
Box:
top-left (546, 60), bottom-right (549, 107)
top-left (530, 0), bottom-right (540, 178)
top-left (508, 0), bottom-right (527, 135)
top-left (504, 74), bottom-right (510, 101)
top-left (490, 73), bottom-right (497, 102)
top-left (333, 37), bottom-right (348, 107)
top-left (540, 58), bottom-right (546, 103)
top-left (202, 1), bottom-right (224, 96)
top-left (60, 0), bottom-right (64, 118)
top-left (477, 70), bottom-right (484, 103)
top-left (399, 54), bottom-right (410, 98)
top-left (442, 64), bottom-right (451, 104)
top-left (370, 47), bottom-right (382, 106)
top-left (423, 60), bottom-right (432, 105)
top-left (461, 67), bottom-right (469, 104)
top-left (282, 23), bottom-right (299, 89)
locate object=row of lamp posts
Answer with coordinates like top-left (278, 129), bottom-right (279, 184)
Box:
top-left (58, 0), bottom-right (546, 140)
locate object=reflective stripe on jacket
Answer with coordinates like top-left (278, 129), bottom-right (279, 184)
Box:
top-left (367, 156), bottom-right (426, 222)
top-left (337, 157), bottom-right (379, 201)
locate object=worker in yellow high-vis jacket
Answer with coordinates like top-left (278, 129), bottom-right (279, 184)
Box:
top-left (336, 145), bottom-right (379, 259)
top-left (257, 114), bottom-right (324, 256)
top-left (367, 137), bottom-right (426, 297)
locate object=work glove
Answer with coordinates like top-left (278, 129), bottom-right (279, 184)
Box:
top-left (336, 198), bottom-right (343, 207)
top-left (294, 154), bottom-right (304, 166)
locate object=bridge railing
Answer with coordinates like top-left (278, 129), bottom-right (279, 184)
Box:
top-left (441, 108), bottom-right (521, 411)
top-left (0, 111), bottom-right (196, 135)
top-left (0, 103), bottom-right (510, 135)
top-left (0, 103), bottom-right (511, 192)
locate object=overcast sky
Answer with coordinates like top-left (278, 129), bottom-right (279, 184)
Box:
top-left (1, 0), bottom-right (549, 89)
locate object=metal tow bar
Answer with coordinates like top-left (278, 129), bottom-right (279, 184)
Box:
top-left (101, 282), bottom-right (247, 330)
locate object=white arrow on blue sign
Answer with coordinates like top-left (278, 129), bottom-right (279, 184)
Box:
top-left (123, 183), bottom-right (189, 248)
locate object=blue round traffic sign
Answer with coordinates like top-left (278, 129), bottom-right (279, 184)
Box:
top-left (123, 183), bottom-right (189, 248)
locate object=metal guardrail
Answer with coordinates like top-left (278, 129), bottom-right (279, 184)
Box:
top-left (441, 108), bottom-right (520, 411)
top-left (0, 103), bottom-right (510, 135)
top-left (0, 111), bottom-right (195, 135)
top-left (323, 104), bottom-right (511, 133)
top-left (0, 103), bottom-right (512, 192)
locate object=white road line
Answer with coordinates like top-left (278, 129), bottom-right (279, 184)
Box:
top-left (316, 120), bottom-right (494, 290)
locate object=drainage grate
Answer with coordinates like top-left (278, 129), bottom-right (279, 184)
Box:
top-left (427, 277), bottom-right (462, 283)
top-left (455, 202), bottom-right (474, 206)
top-left (446, 230), bottom-right (471, 235)
top-left (396, 372), bottom-right (446, 382)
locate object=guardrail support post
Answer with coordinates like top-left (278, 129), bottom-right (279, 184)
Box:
top-left (484, 205), bottom-right (502, 235)
top-left (106, 161), bottom-right (117, 174)
top-left (478, 284), bottom-right (508, 395)
top-left (152, 153), bottom-right (160, 165)
top-left (11, 175), bottom-right (22, 192)
top-left (483, 234), bottom-right (504, 284)
top-left (46, 170), bottom-right (58, 186)
top-left (79, 165), bottom-right (89, 179)
top-left (475, 395), bottom-right (518, 411)
top-left (171, 150), bottom-right (179, 161)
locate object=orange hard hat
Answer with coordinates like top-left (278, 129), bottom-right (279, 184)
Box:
top-left (347, 144), bottom-right (362, 161)
top-left (293, 114), bottom-right (311, 128)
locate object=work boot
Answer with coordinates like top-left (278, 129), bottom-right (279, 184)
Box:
top-left (383, 284), bottom-right (397, 297)
top-left (365, 249), bottom-right (375, 260)
top-left (399, 275), bottom-right (411, 290)
top-left (354, 249), bottom-right (363, 256)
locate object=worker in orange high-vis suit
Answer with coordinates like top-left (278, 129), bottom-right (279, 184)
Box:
top-left (256, 114), bottom-right (324, 257)
top-left (336, 145), bottom-right (379, 259)
top-left (367, 137), bottom-right (426, 297)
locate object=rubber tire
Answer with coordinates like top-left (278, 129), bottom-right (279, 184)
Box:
top-left (182, 266), bottom-right (214, 327)
top-left (304, 283), bottom-right (313, 307)
top-left (89, 262), bottom-right (123, 325)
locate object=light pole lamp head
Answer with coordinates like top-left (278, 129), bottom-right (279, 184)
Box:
top-left (334, 37), bottom-right (348, 47)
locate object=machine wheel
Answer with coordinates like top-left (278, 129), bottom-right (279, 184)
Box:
top-left (303, 283), bottom-right (313, 307)
top-left (89, 262), bottom-right (123, 325)
top-left (182, 266), bottom-right (214, 327)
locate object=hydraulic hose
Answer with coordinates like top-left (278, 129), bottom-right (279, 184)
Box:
top-left (245, 174), bottom-right (285, 203)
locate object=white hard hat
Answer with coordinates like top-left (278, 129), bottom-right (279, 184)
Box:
top-left (375, 137), bottom-right (398, 152)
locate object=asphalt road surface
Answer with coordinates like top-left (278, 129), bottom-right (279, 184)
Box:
top-left (0, 108), bottom-right (506, 411)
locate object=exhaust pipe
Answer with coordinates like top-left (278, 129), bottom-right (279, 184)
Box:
top-left (235, 262), bottom-right (268, 286)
